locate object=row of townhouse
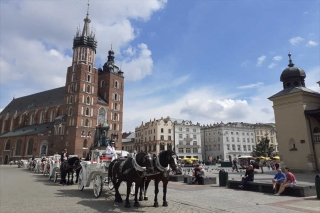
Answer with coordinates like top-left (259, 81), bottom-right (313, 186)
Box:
top-left (122, 116), bottom-right (278, 162)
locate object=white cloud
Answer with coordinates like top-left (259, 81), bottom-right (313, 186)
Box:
top-left (256, 55), bottom-right (266, 67)
top-left (306, 40), bottom-right (318, 47)
top-left (273, 55), bottom-right (282, 61)
top-left (240, 60), bottom-right (249, 67)
top-left (121, 43), bottom-right (153, 81)
top-left (237, 82), bottom-right (264, 89)
top-left (289, 37), bottom-right (304, 45)
top-left (268, 63), bottom-right (277, 69)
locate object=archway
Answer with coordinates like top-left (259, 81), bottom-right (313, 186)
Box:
top-left (4, 155), bottom-right (9, 164)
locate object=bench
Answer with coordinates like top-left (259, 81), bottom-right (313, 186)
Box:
top-left (169, 175), bottom-right (184, 182)
top-left (227, 180), bottom-right (316, 197)
top-left (183, 175), bottom-right (217, 185)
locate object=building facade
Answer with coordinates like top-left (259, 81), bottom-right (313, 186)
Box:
top-left (254, 123), bottom-right (278, 153)
top-left (201, 122), bottom-right (256, 162)
top-left (269, 53), bottom-right (320, 172)
top-left (122, 132), bottom-right (135, 153)
top-left (134, 117), bottom-right (174, 154)
top-left (0, 8), bottom-right (124, 164)
top-left (173, 119), bottom-right (202, 161)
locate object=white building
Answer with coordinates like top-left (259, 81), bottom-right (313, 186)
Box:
top-left (201, 122), bottom-right (256, 162)
top-left (173, 119), bottom-right (202, 161)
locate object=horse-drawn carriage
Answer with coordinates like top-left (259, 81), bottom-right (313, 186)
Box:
top-left (77, 150), bottom-right (113, 198)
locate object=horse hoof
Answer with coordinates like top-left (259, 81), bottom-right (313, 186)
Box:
top-left (139, 197), bottom-right (143, 201)
top-left (153, 202), bottom-right (159, 207)
top-left (163, 201), bottom-right (168, 207)
top-left (124, 203), bottom-right (131, 208)
top-left (144, 197), bottom-right (148, 201)
top-left (115, 197), bottom-right (123, 203)
top-left (134, 202), bottom-right (140, 207)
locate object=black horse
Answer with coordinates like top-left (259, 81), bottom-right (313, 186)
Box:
top-left (139, 150), bottom-right (177, 207)
top-left (59, 157), bottom-right (81, 185)
top-left (108, 152), bottom-right (154, 208)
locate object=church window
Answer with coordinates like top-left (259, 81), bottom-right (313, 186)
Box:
top-left (115, 81), bottom-right (118, 88)
top-left (114, 93), bottom-right (118, 101)
top-left (113, 124), bottom-right (117, 130)
top-left (89, 50), bottom-right (92, 62)
top-left (98, 107), bottom-right (106, 125)
top-left (85, 119), bottom-right (89, 127)
top-left (70, 96), bottom-right (73, 104)
top-left (5, 139), bottom-right (11, 150)
top-left (70, 84), bottom-right (74, 92)
top-left (81, 131), bottom-right (85, 136)
top-left (87, 75), bottom-right (91, 82)
top-left (72, 73), bottom-right (76, 82)
top-left (87, 131), bottom-right (91, 137)
top-left (15, 139), bottom-right (22, 156)
top-left (87, 85), bottom-right (90, 93)
top-left (86, 96), bottom-right (90, 104)
top-left (83, 139), bottom-right (87, 148)
top-left (100, 80), bottom-right (105, 88)
top-left (81, 48), bottom-right (86, 61)
top-left (68, 106), bottom-right (73, 116)
top-left (85, 107), bottom-right (89, 116)
top-left (40, 145), bottom-right (47, 155)
top-left (88, 65), bottom-right (91, 73)
top-left (113, 113), bottom-right (117, 121)
top-left (115, 103), bottom-right (118, 110)
top-left (27, 138), bottom-right (34, 155)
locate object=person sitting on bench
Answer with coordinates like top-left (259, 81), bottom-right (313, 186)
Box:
top-left (239, 165), bottom-right (254, 189)
top-left (272, 168), bottom-right (286, 193)
top-left (274, 167), bottom-right (297, 196)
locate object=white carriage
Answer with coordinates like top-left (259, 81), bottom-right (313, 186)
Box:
top-left (48, 155), bottom-right (61, 182)
top-left (78, 150), bottom-right (113, 198)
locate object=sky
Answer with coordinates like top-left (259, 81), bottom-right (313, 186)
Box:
top-left (0, 0), bottom-right (319, 132)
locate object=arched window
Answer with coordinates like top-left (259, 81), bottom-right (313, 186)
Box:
top-left (113, 124), bottom-right (117, 131)
top-left (85, 107), bottom-right (89, 116)
top-left (87, 85), bottom-right (90, 93)
top-left (40, 145), bottom-right (47, 155)
top-left (85, 119), bottom-right (89, 126)
top-left (81, 130), bottom-right (85, 136)
top-left (86, 96), bottom-right (90, 104)
top-left (98, 108), bottom-right (106, 125)
top-left (114, 113), bottom-right (117, 121)
top-left (27, 138), bottom-right (34, 155)
top-left (115, 103), bottom-right (118, 110)
top-left (83, 139), bottom-right (87, 148)
top-left (70, 84), bottom-right (74, 92)
top-left (68, 106), bottom-right (73, 116)
top-left (39, 111), bottom-right (43, 124)
top-left (100, 80), bottom-right (105, 88)
top-left (5, 139), bottom-right (11, 150)
top-left (81, 48), bottom-right (86, 60)
top-left (29, 114), bottom-right (33, 125)
top-left (87, 75), bottom-right (91, 82)
top-left (70, 96), bottom-right (73, 104)
top-left (15, 139), bottom-right (22, 156)
top-left (72, 73), bottom-right (76, 82)
top-left (89, 50), bottom-right (92, 62)
top-left (87, 131), bottom-right (91, 137)
top-left (115, 81), bottom-right (118, 88)
top-left (88, 65), bottom-right (91, 72)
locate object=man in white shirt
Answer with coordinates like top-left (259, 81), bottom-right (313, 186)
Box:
top-left (106, 141), bottom-right (117, 161)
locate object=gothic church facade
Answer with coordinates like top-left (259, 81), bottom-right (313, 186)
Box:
top-left (0, 10), bottom-right (124, 164)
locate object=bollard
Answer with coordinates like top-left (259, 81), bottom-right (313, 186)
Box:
top-left (315, 174), bottom-right (320, 199)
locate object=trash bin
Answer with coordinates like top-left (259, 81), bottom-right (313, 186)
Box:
top-left (316, 174), bottom-right (320, 199)
top-left (219, 169), bottom-right (228, 186)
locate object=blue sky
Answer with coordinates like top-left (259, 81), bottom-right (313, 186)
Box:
top-left (0, 0), bottom-right (319, 132)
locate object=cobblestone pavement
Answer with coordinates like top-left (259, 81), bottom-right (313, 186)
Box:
top-left (0, 165), bottom-right (319, 213)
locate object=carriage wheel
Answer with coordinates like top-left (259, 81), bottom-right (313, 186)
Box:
top-left (78, 169), bottom-right (84, 191)
top-left (54, 172), bottom-right (58, 183)
top-left (93, 175), bottom-right (103, 198)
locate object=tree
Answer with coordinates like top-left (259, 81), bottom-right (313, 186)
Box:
top-left (251, 137), bottom-right (275, 158)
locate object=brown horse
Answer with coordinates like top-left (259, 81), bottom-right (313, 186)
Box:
top-left (139, 150), bottom-right (178, 207)
top-left (108, 152), bottom-right (154, 208)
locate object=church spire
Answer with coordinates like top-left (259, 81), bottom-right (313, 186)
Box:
top-left (82, 1), bottom-right (91, 37)
top-left (288, 52), bottom-right (294, 67)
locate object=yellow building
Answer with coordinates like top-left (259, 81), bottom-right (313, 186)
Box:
top-left (254, 123), bottom-right (278, 153)
top-left (269, 53), bottom-right (320, 172)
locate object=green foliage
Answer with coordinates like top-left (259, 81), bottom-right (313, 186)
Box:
top-left (251, 137), bottom-right (275, 157)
